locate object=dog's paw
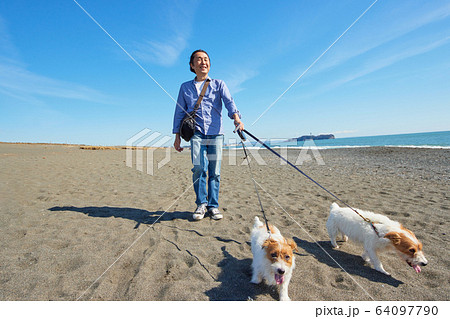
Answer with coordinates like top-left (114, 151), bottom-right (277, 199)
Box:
top-left (279, 295), bottom-right (291, 301)
top-left (250, 277), bottom-right (261, 284)
top-left (343, 235), bottom-right (348, 242)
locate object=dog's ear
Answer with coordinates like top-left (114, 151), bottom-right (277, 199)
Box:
top-left (262, 238), bottom-right (277, 249)
top-left (385, 232), bottom-right (401, 245)
top-left (262, 239), bottom-right (271, 248)
top-left (287, 238), bottom-right (298, 252)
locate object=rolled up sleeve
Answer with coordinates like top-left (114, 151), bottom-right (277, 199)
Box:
top-left (220, 81), bottom-right (241, 120)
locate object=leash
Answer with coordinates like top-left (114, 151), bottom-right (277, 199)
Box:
top-left (234, 129), bottom-right (271, 234)
top-left (236, 129), bottom-right (380, 237)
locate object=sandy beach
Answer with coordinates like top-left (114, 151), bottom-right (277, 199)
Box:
top-left (0, 143), bottom-right (448, 301)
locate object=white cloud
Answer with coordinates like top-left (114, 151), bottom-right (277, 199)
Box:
top-left (281, 1), bottom-right (450, 86)
top-left (0, 14), bottom-right (109, 105)
top-left (0, 60), bottom-right (110, 104)
top-left (131, 1), bottom-right (198, 67)
top-left (283, 2), bottom-right (450, 99)
top-left (325, 36), bottom-right (450, 90)
top-left (133, 35), bottom-right (188, 67)
top-left (223, 68), bottom-right (259, 94)
top-left (314, 2), bottom-right (450, 74)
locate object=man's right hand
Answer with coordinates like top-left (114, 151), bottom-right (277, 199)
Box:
top-left (174, 134), bottom-right (184, 152)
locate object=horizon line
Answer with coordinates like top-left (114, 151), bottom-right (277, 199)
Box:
top-left (0, 129), bottom-right (448, 147)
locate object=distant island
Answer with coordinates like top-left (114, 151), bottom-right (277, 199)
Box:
top-left (296, 134), bottom-right (335, 141)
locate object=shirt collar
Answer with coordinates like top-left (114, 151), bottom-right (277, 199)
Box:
top-left (192, 76), bottom-right (211, 83)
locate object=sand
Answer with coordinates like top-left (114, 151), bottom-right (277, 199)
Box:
top-left (0, 143), bottom-right (448, 301)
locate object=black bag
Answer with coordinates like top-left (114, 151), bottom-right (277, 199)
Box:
top-left (179, 79), bottom-right (210, 142)
top-left (180, 111), bottom-right (196, 142)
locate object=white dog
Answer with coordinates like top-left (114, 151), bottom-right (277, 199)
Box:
top-left (251, 216), bottom-right (298, 301)
top-left (326, 203), bottom-right (428, 275)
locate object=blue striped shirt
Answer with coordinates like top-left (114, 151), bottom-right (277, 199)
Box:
top-left (172, 77), bottom-right (241, 135)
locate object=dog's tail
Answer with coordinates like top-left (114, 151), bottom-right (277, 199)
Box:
top-left (253, 216), bottom-right (263, 229)
top-left (330, 202), bottom-right (340, 211)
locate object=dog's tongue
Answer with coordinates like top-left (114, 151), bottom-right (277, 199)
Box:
top-left (275, 274), bottom-right (284, 285)
top-left (413, 265), bottom-right (421, 273)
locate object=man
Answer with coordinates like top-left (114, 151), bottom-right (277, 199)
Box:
top-left (173, 50), bottom-right (244, 220)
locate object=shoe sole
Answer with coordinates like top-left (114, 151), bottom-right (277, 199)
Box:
top-left (193, 213), bottom-right (205, 221)
top-left (193, 205), bottom-right (207, 221)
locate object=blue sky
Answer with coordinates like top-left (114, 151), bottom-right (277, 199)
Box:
top-left (0, 0), bottom-right (449, 146)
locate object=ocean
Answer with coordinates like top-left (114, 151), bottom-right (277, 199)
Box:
top-left (231, 131), bottom-right (450, 149)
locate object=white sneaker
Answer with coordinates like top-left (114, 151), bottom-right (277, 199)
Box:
top-left (193, 204), bottom-right (207, 221)
top-left (209, 207), bottom-right (223, 220)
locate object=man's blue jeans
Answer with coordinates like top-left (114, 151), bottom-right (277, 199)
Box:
top-left (190, 132), bottom-right (224, 208)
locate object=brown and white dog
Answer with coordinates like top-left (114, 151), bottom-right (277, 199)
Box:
top-left (251, 216), bottom-right (298, 301)
top-left (326, 203), bottom-right (428, 275)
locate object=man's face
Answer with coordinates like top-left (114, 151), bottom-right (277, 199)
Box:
top-left (190, 52), bottom-right (210, 77)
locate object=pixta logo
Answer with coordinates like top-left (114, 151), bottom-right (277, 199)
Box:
top-left (227, 138), bottom-right (325, 166)
top-left (126, 128), bottom-right (172, 175)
